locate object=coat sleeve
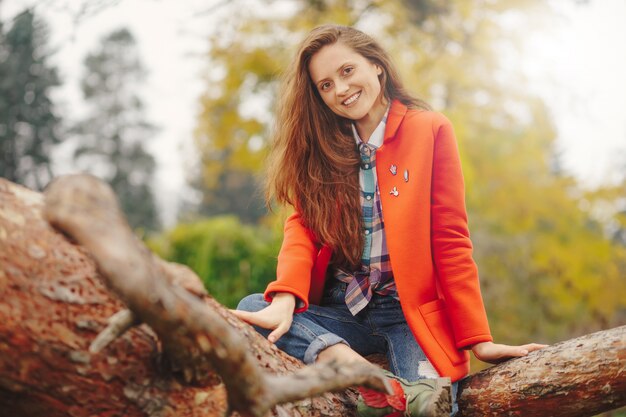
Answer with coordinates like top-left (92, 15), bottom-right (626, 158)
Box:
top-left (264, 212), bottom-right (317, 313)
top-left (430, 114), bottom-right (493, 349)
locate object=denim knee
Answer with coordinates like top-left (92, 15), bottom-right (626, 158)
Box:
top-left (303, 332), bottom-right (349, 364)
top-left (237, 293), bottom-right (267, 312)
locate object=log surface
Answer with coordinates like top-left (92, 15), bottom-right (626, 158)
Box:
top-left (43, 174), bottom-right (389, 417)
top-left (457, 325), bottom-right (626, 417)
top-left (0, 178), bottom-right (355, 417)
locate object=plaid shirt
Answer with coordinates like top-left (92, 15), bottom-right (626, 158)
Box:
top-left (334, 109), bottom-right (399, 315)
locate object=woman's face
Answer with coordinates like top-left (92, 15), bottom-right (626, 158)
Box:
top-left (308, 41), bottom-right (385, 123)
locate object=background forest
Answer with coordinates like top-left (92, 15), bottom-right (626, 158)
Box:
top-left (1, 0), bottom-right (625, 381)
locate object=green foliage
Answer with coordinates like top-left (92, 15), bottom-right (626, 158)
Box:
top-left (0, 9), bottom-right (62, 190)
top-left (147, 215), bottom-right (283, 308)
top-left (72, 28), bottom-right (160, 232)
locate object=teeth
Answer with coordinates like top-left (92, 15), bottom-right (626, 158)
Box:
top-left (343, 92), bottom-right (360, 105)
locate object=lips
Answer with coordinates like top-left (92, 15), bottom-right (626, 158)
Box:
top-left (342, 91), bottom-right (361, 106)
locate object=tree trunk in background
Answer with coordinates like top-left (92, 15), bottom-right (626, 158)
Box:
top-left (0, 177), bottom-right (624, 417)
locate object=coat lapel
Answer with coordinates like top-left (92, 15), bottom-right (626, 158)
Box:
top-left (383, 100), bottom-right (408, 145)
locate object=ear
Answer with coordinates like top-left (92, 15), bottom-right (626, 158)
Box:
top-left (376, 65), bottom-right (383, 76)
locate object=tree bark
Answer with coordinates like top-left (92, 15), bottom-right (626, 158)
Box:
top-left (456, 325), bottom-right (626, 417)
top-left (0, 177), bottom-right (362, 417)
top-left (42, 174), bottom-right (390, 417)
top-left (0, 176), bottom-right (625, 417)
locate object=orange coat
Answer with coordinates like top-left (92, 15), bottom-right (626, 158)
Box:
top-left (264, 100), bottom-right (493, 382)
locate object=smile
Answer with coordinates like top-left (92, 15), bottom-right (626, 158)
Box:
top-left (342, 91), bottom-right (361, 106)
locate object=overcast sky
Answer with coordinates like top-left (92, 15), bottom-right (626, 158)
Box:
top-left (523, 0), bottom-right (626, 185)
top-left (3, 0), bottom-right (626, 226)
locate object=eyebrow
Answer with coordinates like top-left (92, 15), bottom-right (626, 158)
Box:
top-left (314, 62), bottom-right (355, 86)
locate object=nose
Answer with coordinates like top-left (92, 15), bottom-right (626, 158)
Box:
top-left (335, 79), bottom-right (349, 96)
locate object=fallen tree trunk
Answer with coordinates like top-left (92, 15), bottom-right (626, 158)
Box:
top-left (456, 325), bottom-right (626, 416)
top-left (0, 176), bottom-right (625, 417)
top-left (0, 177), bottom-right (366, 417)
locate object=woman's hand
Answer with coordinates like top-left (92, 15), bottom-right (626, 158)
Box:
top-left (471, 341), bottom-right (548, 364)
top-left (230, 292), bottom-right (296, 343)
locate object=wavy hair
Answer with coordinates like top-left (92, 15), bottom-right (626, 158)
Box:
top-left (265, 24), bottom-right (430, 271)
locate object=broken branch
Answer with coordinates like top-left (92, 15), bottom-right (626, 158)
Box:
top-left (43, 174), bottom-right (390, 417)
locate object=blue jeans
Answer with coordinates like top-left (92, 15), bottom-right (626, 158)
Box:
top-left (237, 281), bottom-right (459, 415)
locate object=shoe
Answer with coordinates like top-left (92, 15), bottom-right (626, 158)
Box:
top-left (356, 370), bottom-right (451, 417)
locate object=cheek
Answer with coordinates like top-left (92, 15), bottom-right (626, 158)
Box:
top-left (319, 92), bottom-right (336, 109)
top-left (319, 94), bottom-right (345, 117)
top-left (372, 74), bottom-right (383, 92)
top-left (371, 78), bottom-right (383, 99)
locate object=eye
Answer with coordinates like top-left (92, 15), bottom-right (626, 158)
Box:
top-left (320, 81), bottom-right (332, 91)
top-left (343, 66), bottom-right (354, 76)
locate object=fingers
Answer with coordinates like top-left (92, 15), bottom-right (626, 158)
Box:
top-left (230, 308), bottom-right (293, 339)
top-left (477, 344), bottom-right (525, 363)
top-left (521, 343), bottom-right (549, 353)
top-left (268, 321), bottom-right (290, 343)
top-left (514, 343), bottom-right (548, 356)
top-left (230, 306), bottom-right (293, 344)
top-left (507, 343), bottom-right (549, 358)
top-left (488, 344), bottom-right (526, 361)
top-left (475, 341), bottom-right (549, 364)
top-left (512, 346), bottom-right (530, 356)
top-left (230, 309), bottom-right (253, 322)
top-left (230, 309), bottom-right (271, 328)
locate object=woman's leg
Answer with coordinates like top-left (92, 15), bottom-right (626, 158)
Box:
top-left (366, 296), bottom-right (458, 416)
top-left (238, 293), bottom-right (455, 415)
top-left (316, 342), bottom-right (371, 364)
top-left (237, 293), bottom-right (386, 365)
top-left (383, 325), bottom-right (458, 415)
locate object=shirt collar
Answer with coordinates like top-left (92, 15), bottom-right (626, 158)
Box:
top-left (351, 106), bottom-right (390, 149)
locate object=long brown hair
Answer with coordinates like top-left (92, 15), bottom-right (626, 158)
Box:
top-left (265, 24), bottom-right (430, 271)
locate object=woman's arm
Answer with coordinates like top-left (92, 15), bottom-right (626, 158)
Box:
top-left (471, 341), bottom-right (548, 364)
top-left (430, 114), bottom-right (492, 348)
top-left (264, 212), bottom-right (318, 312)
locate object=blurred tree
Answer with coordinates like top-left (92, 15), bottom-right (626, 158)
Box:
top-left (0, 9), bottom-right (62, 190)
top-left (189, 0), bottom-right (545, 220)
top-left (583, 163), bottom-right (626, 247)
top-left (72, 28), bottom-right (160, 232)
top-left (457, 99), bottom-right (626, 345)
top-left (579, 166), bottom-right (626, 328)
top-left (190, 0), bottom-right (625, 346)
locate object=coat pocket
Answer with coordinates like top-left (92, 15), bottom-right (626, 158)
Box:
top-left (419, 299), bottom-right (469, 366)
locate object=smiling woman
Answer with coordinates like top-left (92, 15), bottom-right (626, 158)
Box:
top-left (308, 42), bottom-right (385, 139)
top-left (232, 24), bottom-right (547, 417)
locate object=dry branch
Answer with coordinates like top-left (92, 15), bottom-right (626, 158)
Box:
top-left (89, 308), bottom-right (136, 353)
top-left (43, 174), bottom-right (390, 416)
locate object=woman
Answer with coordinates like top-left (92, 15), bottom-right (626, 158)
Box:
top-left (233, 24), bottom-right (546, 417)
